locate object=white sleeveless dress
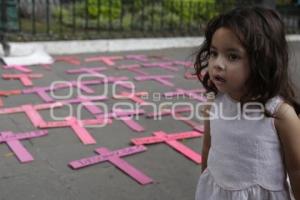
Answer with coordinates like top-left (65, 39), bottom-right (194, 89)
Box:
top-left (195, 92), bottom-right (293, 200)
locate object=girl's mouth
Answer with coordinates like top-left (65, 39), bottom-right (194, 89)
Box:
top-left (214, 75), bottom-right (226, 83)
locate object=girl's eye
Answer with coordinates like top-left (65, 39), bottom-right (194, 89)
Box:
top-left (209, 50), bottom-right (218, 58)
top-left (228, 54), bottom-right (240, 61)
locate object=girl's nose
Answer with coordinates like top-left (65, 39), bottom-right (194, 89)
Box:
top-left (213, 56), bottom-right (226, 70)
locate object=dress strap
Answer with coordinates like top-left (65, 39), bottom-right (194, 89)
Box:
top-left (265, 96), bottom-right (284, 115)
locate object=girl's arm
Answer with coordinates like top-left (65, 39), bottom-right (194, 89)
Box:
top-left (275, 103), bottom-right (300, 200)
top-left (200, 92), bottom-right (214, 172)
top-left (201, 112), bottom-right (211, 172)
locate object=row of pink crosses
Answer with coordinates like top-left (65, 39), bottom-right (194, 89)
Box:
top-left (0, 54), bottom-right (196, 88)
top-left (0, 55), bottom-right (205, 185)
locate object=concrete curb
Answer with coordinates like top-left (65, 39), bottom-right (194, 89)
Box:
top-left (4, 35), bottom-right (300, 55)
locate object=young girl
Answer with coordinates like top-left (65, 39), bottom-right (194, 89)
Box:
top-left (194, 6), bottom-right (300, 200)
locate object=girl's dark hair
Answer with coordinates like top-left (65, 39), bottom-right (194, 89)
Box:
top-left (194, 6), bottom-right (300, 115)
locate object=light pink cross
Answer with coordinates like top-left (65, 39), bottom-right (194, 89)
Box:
top-left (60, 96), bottom-right (107, 115)
top-left (55, 56), bottom-right (81, 65)
top-left (142, 62), bottom-right (179, 72)
top-left (113, 91), bottom-right (149, 105)
top-left (146, 106), bottom-right (204, 132)
top-left (164, 88), bottom-right (206, 102)
top-left (85, 56), bottom-right (123, 66)
top-left (22, 80), bottom-right (98, 102)
top-left (96, 108), bottom-right (145, 132)
top-left (0, 130), bottom-right (48, 163)
top-left (125, 55), bottom-right (150, 62)
top-left (134, 75), bottom-right (175, 87)
top-left (2, 73), bottom-right (43, 86)
top-left (131, 130), bottom-right (202, 164)
top-left (3, 65), bottom-right (32, 73)
top-left (66, 67), bottom-right (107, 75)
top-left (39, 116), bottom-right (111, 144)
top-left (0, 102), bottom-right (63, 127)
top-left (117, 64), bottom-right (148, 75)
top-left (69, 145), bottom-right (153, 185)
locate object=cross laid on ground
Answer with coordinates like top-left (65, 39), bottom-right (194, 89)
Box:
top-left (3, 65), bottom-right (32, 73)
top-left (113, 91), bottom-right (149, 105)
top-left (146, 106), bottom-right (204, 132)
top-left (55, 56), bottom-right (81, 65)
top-left (38, 116), bottom-right (111, 144)
top-left (117, 64), bottom-right (148, 75)
top-left (163, 88), bottom-right (206, 102)
top-left (131, 130), bottom-right (202, 164)
top-left (66, 67), bottom-right (107, 75)
top-left (69, 145), bottom-right (154, 185)
top-left (0, 102), bottom-right (63, 127)
top-left (22, 80), bottom-right (99, 102)
top-left (96, 108), bottom-right (145, 132)
top-left (60, 96), bottom-right (107, 115)
top-left (142, 62), bottom-right (179, 72)
top-left (2, 73), bottom-right (43, 86)
top-left (134, 75), bottom-right (175, 87)
top-left (85, 56), bottom-right (123, 66)
top-left (0, 130), bottom-right (48, 163)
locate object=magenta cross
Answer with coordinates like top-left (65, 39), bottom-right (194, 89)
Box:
top-left (55, 56), bottom-right (81, 65)
top-left (134, 75), bottom-right (175, 87)
top-left (96, 108), bottom-right (145, 132)
top-left (0, 130), bottom-right (48, 163)
top-left (2, 73), bottom-right (43, 86)
top-left (39, 116), bottom-right (111, 144)
top-left (60, 96), bottom-right (107, 115)
top-left (131, 130), bottom-right (202, 164)
top-left (0, 102), bottom-right (63, 127)
top-left (117, 64), bottom-right (148, 75)
top-left (3, 65), bottom-right (32, 73)
top-left (66, 67), bottom-right (107, 75)
top-left (164, 88), bottom-right (206, 101)
top-left (85, 56), bottom-right (123, 66)
top-left (69, 145), bottom-right (153, 185)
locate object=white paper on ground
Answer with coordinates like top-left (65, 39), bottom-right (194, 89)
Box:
top-left (1, 43), bottom-right (54, 66)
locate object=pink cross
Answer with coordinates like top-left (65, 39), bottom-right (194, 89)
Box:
top-left (96, 108), bottom-right (145, 132)
top-left (172, 61), bottom-right (193, 68)
top-left (69, 145), bottom-right (153, 185)
top-left (0, 130), bottom-right (48, 163)
top-left (2, 73), bottom-right (43, 86)
top-left (125, 55), bottom-right (150, 62)
top-left (66, 67), bottom-right (107, 75)
top-left (164, 88), bottom-right (206, 101)
top-left (142, 62), bottom-right (179, 72)
top-left (0, 102), bottom-right (63, 127)
top-left (117, 64), bottom-right (148, 75)
top-left (0, 90), bottom-right (21, 96)
top-left (146, 106), bottom-right (204, 132)
top-left (131, 130), bottom-right (203, 164)
top-left (113, 91), bottom-right (149, 105)
top-left (3, 65), bottom-right (32, 73)
top-left (55, 56), bottom-right (81, 65)
top-left (184, 71), bottom-right (197, 80)
top-left (39, 116), bottom-right (111, 144)
top-left (85, 56), bottom-right (123, 66)
top-left (22, 80), bottom-right (99, 102)
top-left (60, 96), bottom-right (107, 115)
top-left (134, 75), bottom-right (175, 87)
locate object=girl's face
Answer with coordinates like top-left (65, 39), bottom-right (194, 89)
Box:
top-left (208, 27), bottom-right (250, 101)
